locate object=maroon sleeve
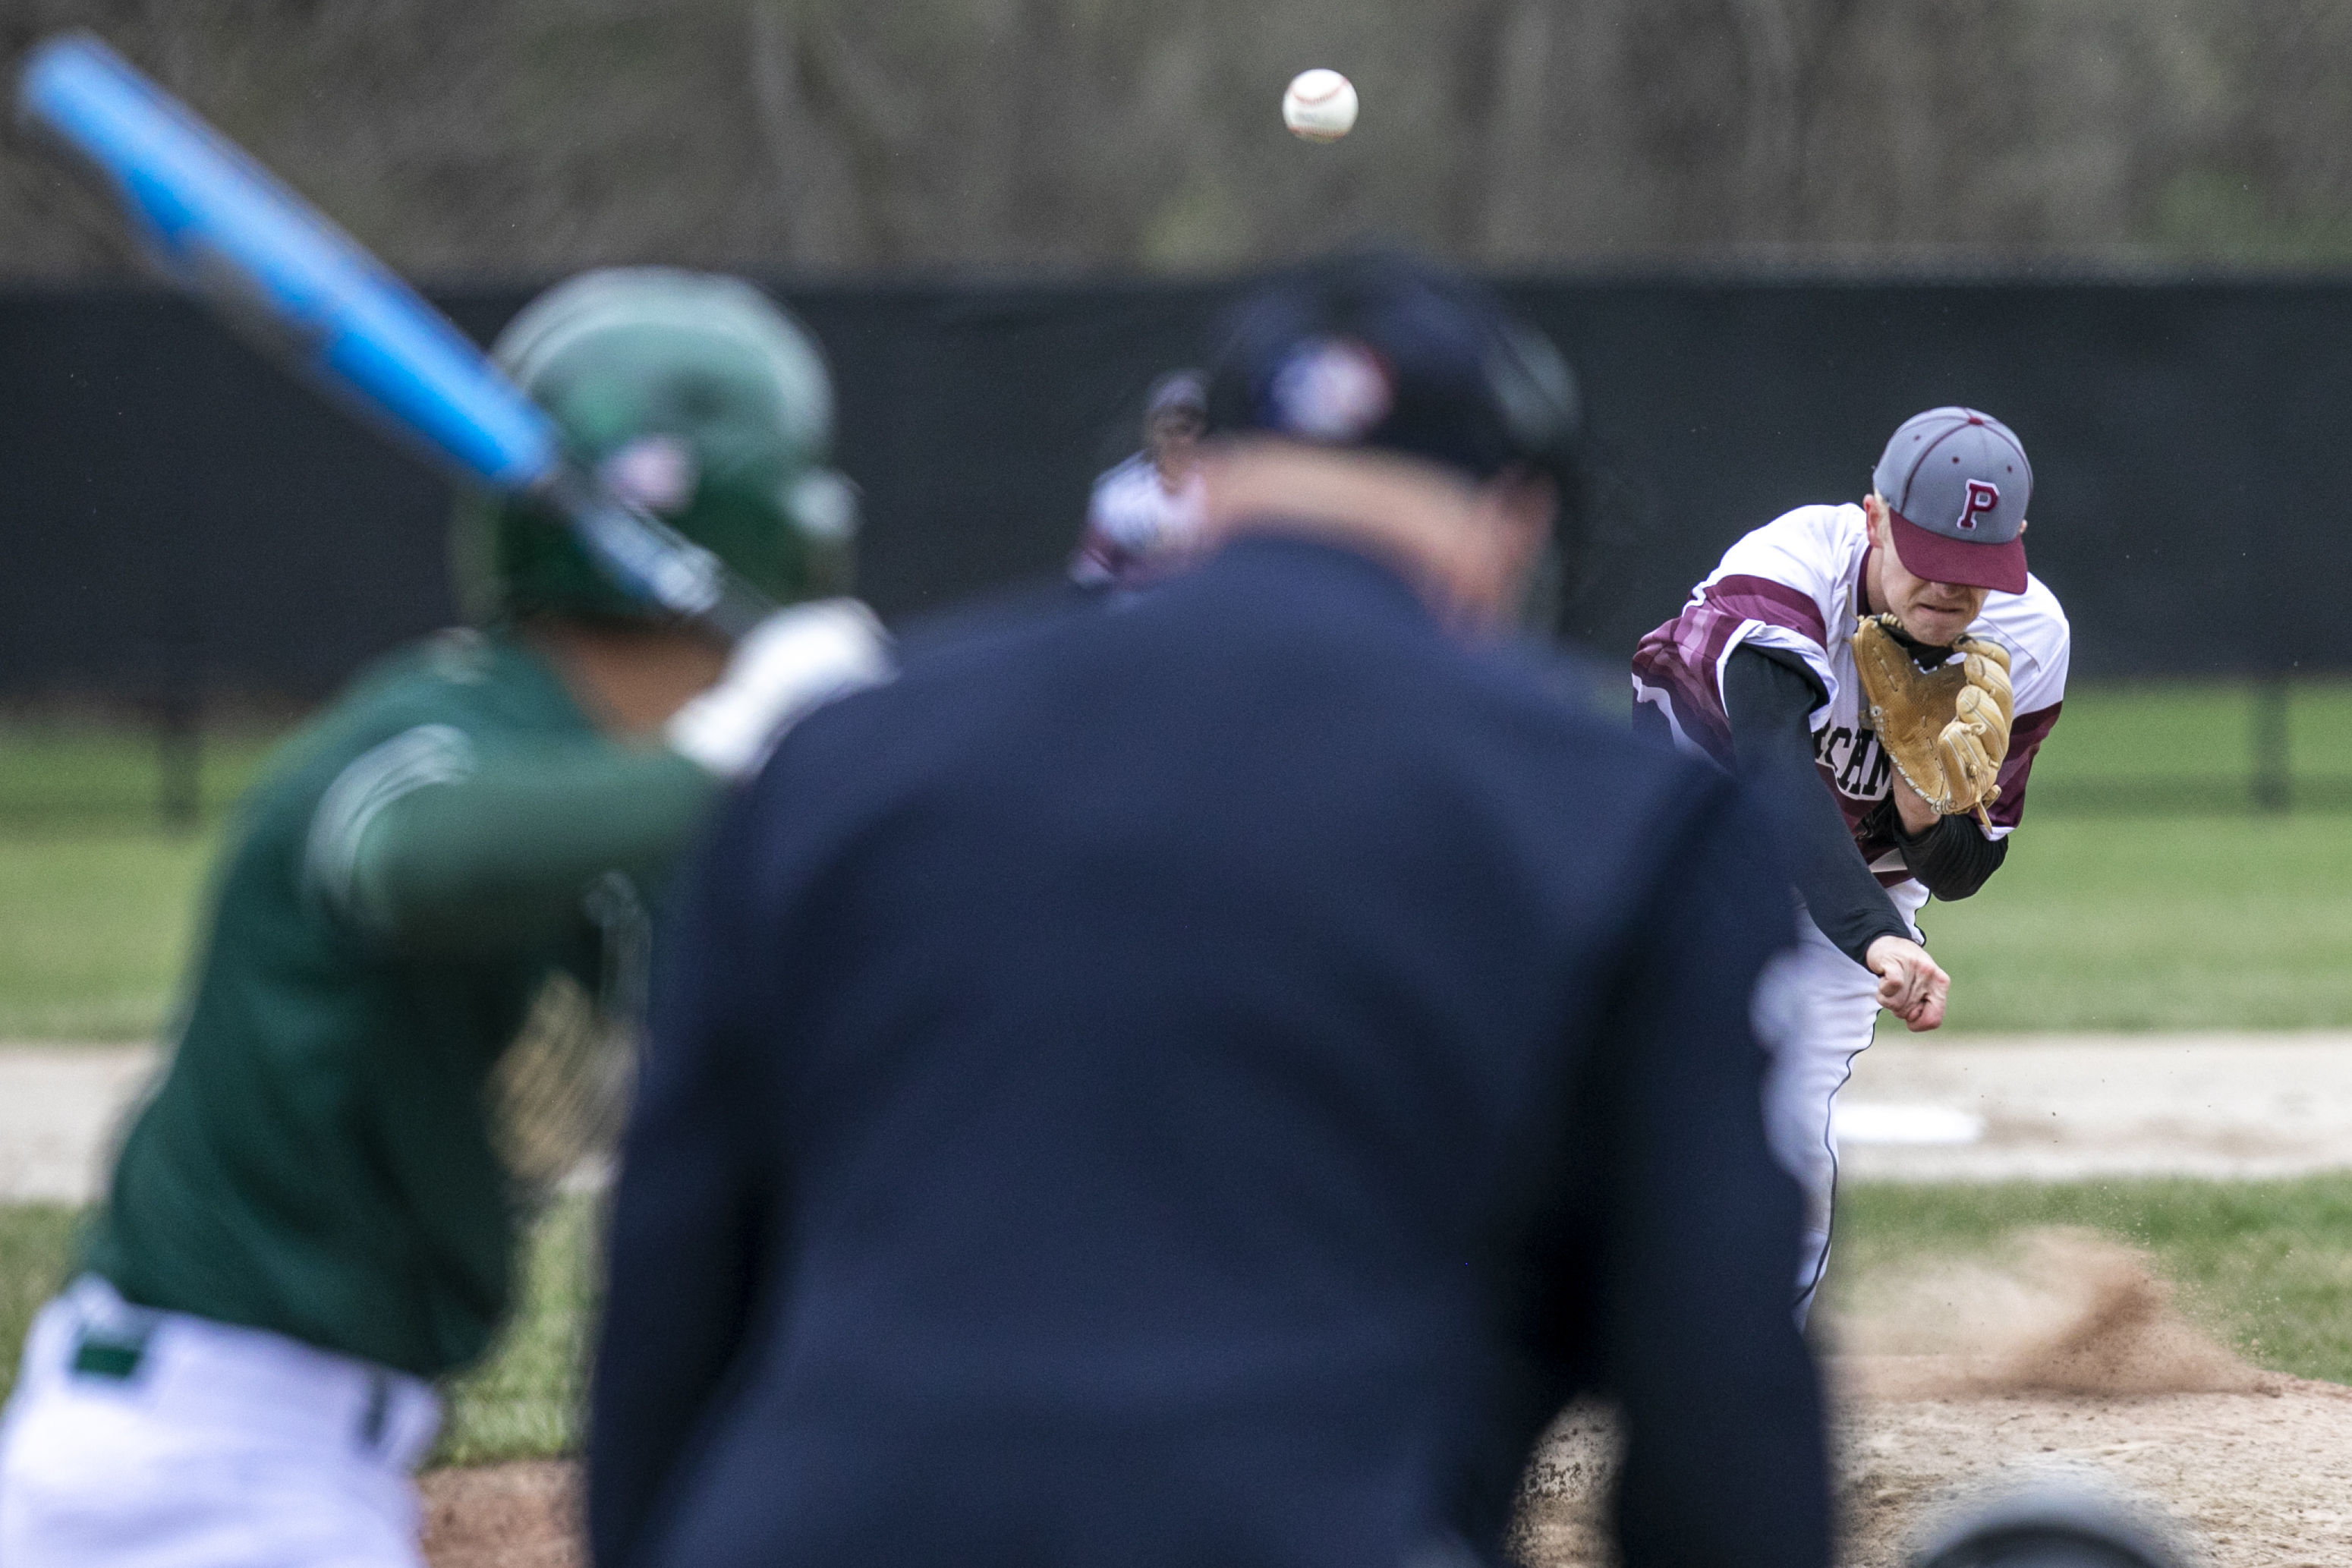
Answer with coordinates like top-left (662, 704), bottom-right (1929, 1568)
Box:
top-left (1629, 576), bottom-right (1833, 773)
top-left (1986, 701), bottom-right (2062, 830)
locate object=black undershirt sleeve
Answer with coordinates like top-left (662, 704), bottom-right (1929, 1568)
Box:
top-left (1884, 805), bottom-right (2008, 901)
top-left (1721, 647), bottom-right (1911, 967)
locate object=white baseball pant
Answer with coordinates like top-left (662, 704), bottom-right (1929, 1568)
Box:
top-left (1758, 886), bottom-right (1929, 1323)
top-left (0, 1276), bottom-right (440, 1568)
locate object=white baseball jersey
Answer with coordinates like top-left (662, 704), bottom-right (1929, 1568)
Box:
top-left (1631, 502), bottom-right (2070, 895)
top-left (1070, 453), bottom-right (1207, 588)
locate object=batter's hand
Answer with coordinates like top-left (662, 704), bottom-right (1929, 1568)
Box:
top-left (1865, 935), bottom-right (1948, 1031)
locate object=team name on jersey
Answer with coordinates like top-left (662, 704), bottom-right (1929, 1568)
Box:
top-left (1814, 721), bottom-right (1891, 801)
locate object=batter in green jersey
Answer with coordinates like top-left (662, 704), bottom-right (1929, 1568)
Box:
top-left (0, 269), bottom-right (889, 1568)
top-left (89, 628), bottom-right (716, 1375)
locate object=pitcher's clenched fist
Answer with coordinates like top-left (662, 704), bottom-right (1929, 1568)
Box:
top-left (1866, 934), bottom-right (1950, 1031)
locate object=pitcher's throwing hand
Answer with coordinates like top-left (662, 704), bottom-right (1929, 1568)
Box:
top-left (1867, 934), bottom-right (1950, 1031)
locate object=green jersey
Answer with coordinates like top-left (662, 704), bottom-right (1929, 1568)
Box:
top-left (83, 629), bottom-right (716, 1378)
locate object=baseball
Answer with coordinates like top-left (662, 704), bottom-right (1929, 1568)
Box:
top-left (1282, 68), bottom-right (1357, 143)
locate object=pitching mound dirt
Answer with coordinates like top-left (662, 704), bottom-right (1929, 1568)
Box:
top-left (1834, 1227), bottom-right (2275, 1400)
top-left (1514, 1230), bottom-right (2352, 1566)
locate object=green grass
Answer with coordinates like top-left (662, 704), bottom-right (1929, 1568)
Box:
top-left (1828, 1174), bottom-right (2352, 1385)
top-left (0, 719), bottom-right (285, 1040)
top-left (0, 1204), bottom-right (80, 1408)
top-left (0, 1198), bottom-right (601, 1460)
top-left (0, 834), bottom-right (219, 1039)
top-left (433, 1198), bottom-right (601, 1466)
top-left (2284, 679), bottom-right (2352, 777)
top-left (1921, 813), bottom-right (2352, 1031)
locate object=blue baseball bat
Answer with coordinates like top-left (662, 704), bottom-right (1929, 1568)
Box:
top-left (15, 31), bottom-right (773, 638)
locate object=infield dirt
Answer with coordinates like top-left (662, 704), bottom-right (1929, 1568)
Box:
top-left (420, 1460), bottom-right (579, 1568)
top-left (30, 1034), bottom-right (2352, 1202)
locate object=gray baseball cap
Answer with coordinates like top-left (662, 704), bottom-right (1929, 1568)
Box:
top-left (1871, 407), bottom-right (2031, 594)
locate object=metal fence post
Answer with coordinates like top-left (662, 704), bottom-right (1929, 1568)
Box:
top-left (2251, 673), bottom-right (2291, 814)
top-left (156, 690), bottom-right (201, 831)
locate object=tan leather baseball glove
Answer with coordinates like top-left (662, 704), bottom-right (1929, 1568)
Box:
top-left (1850, 614), bottom-right (2014, 821)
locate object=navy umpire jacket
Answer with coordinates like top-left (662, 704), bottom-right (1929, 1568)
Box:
top-left (590, 535), bottom-right (1830, 1568)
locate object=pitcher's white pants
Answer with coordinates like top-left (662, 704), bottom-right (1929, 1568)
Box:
top-left (1757, 886), bottom-right (1929, 1323)
top-left (0, 1276), bottom-right (440, 1568)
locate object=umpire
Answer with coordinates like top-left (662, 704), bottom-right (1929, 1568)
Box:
top-left (590, 255), bottom-right (1831, 1568)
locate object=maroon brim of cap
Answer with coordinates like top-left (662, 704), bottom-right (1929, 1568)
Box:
top-left (1888, 508), bottom-right (2029, 594)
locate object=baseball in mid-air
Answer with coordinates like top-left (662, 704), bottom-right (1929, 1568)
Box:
top-left (1282, 68), bottom-right (1358, 143)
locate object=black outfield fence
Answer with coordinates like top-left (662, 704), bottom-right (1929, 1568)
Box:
top-left (2, 272), bottom-right (2349, 817)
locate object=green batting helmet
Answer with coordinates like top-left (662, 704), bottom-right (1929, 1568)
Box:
top-left (454, 267), bottom-right (856, 624)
